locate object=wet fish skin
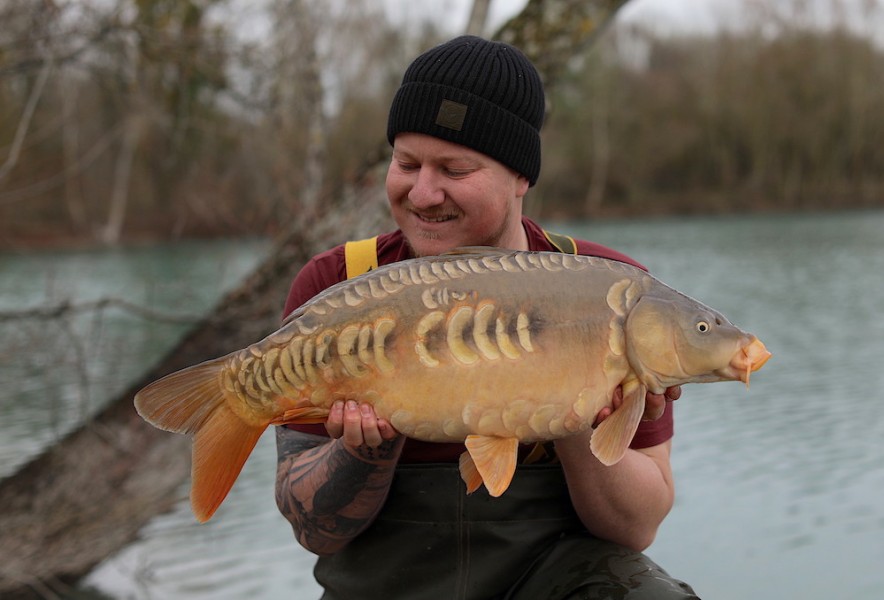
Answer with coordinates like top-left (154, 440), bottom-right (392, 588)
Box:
top-left (134, 248), bottom-right (771, 521)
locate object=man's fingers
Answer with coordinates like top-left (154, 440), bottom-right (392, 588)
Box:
top-left (378, 419), bottom-right (399, 441)
top-left (334, 401), bottom-right (391, 448)
top-left (611, 386), bottom-right (624, 408)
top-left (359, 403), bottom-right (384, 447)
top-left (325, 401), bottom-right (345, 438)
top-left (592, 406), bottom-right (613, 428)
top-left (342, 400), bottom-right (365, 447)
top-left (643, 393), bottom-right (666, 421)
top-left (666, 385), bottom-right (682, 401)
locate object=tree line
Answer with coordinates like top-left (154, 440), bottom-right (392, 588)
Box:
top-left (539, 5), bottom-right (884, 217)
top-left (1, 0), bottom-right (882, 246)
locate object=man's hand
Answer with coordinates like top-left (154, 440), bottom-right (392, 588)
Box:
top-left (592, 385), bottom-right (682, 428)
top-left (643, 385), bottom-right (681, 421)
top-left (326, 400), bottom-right (401, 448)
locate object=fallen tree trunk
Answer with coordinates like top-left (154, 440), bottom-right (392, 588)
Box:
top-left (0, 189), bottom-right (392, 599)
top-left (0, 2), bottom-right (630, 596)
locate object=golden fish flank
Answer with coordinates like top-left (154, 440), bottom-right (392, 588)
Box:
top-left (229, 299), bottom-right (538, 408)
top-left (134, 247), bottom-right (771, 522)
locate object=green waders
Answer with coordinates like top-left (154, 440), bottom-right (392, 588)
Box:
top-left (313, 464), bottom-right (699, 600)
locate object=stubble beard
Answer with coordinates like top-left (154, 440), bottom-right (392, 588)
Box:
top-left (405, 201), bottom-right (513, 258)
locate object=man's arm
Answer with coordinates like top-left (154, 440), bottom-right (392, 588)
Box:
top-left (275, 401), bottom-right (403, 556)
top-left (555, 437), bottom-right (674, 552)
top-left (554, 388), bottom-right (679, 552)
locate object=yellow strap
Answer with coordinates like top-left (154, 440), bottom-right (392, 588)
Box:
top-left (344, 236), bottom-right (379, 280)
top-left (528, 229), bottom-right (576, 464)
top-left (542, 229), bottom-right (577, 255)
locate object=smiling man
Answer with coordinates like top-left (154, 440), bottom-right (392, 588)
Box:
top-left (387, 133), bottom-right (530, 256)
top-left (275, 35), bottom-right (697, 599)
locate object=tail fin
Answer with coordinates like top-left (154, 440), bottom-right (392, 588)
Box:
top-left (134, 357), bottom-right (267, 522)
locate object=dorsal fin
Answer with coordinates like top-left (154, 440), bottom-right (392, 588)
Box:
top-left (442, 246), bottom-right (512, 257)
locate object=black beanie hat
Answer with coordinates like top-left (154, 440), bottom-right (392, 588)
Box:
top-left (387, 35), bottom-right (545, 186)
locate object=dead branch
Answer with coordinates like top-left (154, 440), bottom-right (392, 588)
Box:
top-left (0, 122), bottom-right (122, 205)
top-left (0, 298), bottom-right (204, 324)
top-left (0, 1), bottom-right (632, 596)
top-left (0, 51), bottom-right (53, 182)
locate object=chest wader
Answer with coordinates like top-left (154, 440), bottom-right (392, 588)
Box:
top-left (315, 237), bottom-right (699, 600)
top-left (315, 464), bottom-right (588, 600)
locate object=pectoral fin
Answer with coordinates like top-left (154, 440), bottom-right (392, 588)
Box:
top-left (590, 381), bottom-right (647, 466)
top-left (460, 435), bottom-right (519, 497)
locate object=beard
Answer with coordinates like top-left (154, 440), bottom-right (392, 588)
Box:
top-left (403, 201), bottom-right (514, 258)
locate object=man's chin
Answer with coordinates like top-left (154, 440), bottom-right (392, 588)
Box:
top-left (405, 233), bottom-right (457, 258)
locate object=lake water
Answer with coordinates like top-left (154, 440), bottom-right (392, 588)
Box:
top-left (0, 239), bottom-right (271, 480)
top-left (2, 212), bottom-right (882, 600)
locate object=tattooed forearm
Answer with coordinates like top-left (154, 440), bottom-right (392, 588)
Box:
top-left (312, 439), bottom-right (402, 514)
top-left (276, 426), bottom-right (327, 461)
top-left (275, 426), bottom-right (404, 555)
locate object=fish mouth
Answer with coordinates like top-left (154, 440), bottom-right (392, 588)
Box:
top-left (729, 337), bottom-right (772, 387)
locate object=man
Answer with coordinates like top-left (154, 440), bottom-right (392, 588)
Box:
top-left (276, 35), bottom-right (698, 599)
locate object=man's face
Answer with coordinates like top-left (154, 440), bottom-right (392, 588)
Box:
top-left (386, 133), bottom-right (530, 257)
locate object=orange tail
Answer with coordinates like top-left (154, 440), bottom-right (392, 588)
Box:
top-left (134, 357), bottom-right (267, 522)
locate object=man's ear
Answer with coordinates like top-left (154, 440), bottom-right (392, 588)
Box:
top-left (515, 174), bottom-right (530, 198)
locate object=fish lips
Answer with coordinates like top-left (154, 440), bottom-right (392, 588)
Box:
top-left (717, 337), bottom-right (772, 387)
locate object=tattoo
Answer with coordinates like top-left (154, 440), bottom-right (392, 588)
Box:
top-left (274, 426), bottom-right (404, 555)
top-left (312, 450), bottom-right (377, 515)
top-left (276, 426), bottom-right (326, 462)
top-left (349, 438), bottom-right (404, 463)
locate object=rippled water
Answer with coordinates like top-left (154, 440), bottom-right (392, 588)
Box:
top-left (4, 213), bottom-right (882, 600)
top-left (566, 211), bottom-right (884, 599)
top-left (0, 239), bottom-right (270, 478)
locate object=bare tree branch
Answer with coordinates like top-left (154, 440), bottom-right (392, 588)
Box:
top-left (0, 51), bottom-right (53, 182)
top-left (0, 2), bottom-right (634, 596)
top-left (0, 298), bottom-right (204, 324)
top-left (99, 114), bottom-right (142, 245)
top-left (0, 123), bottom-right (122, 205)
top-left (466, 0), bottom-right (493, 35)
top-left (495, 0), bottom-right (630, 89)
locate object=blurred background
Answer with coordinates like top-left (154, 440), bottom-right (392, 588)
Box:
top-left (3, 0), bottom-right (884, 243)
top-left (1, 1), bottom-right (883, 598)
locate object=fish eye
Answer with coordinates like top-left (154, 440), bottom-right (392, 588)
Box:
top-left (696, 321), bottom-right (711, 333)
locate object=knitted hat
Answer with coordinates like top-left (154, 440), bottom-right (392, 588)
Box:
top-left (387, 35), bottom-right (545, 186)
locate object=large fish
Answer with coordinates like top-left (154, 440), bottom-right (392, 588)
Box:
top-left (135, 248), bottom-right (770, 522)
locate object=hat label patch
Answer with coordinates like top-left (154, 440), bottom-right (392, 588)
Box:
top-left (435, 99), bottom-right (467, 131)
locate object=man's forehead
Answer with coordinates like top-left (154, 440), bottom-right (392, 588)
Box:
top-left (393, 134), bottom-right (486, 163)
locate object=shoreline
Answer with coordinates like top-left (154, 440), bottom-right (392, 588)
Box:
top-left (5, 204), bottom-right (880, 253)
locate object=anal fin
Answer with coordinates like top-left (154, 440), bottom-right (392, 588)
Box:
top-left (590, 380), bottom-right (647, 466)
top-left (461, 435), bottom-right (519, 497)
top-left (458, 451), bottom-right (483, 494)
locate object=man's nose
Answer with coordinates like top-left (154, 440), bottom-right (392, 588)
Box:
top-left (408, 168), bottom-right (445, 208)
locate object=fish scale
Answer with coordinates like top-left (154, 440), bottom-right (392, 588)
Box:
top-left (134, 247), bottom-right (771, 522)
